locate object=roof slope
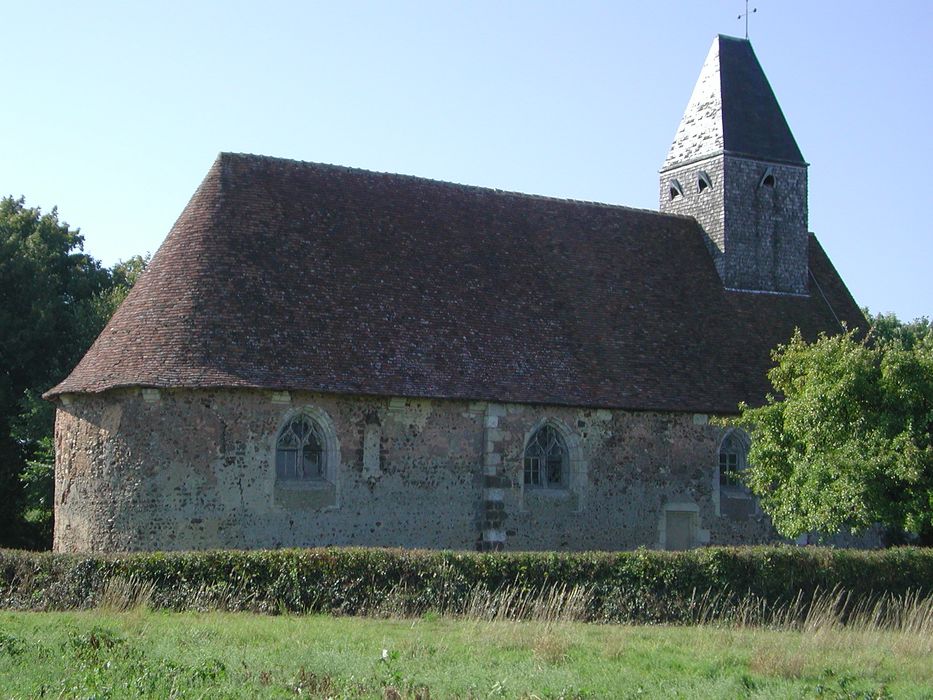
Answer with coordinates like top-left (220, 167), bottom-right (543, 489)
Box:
top-left (47, 153), bottom-right (862, 413)
top-left (663, 35), bottom-right (805, 170)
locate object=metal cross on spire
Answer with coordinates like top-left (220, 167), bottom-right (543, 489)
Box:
top-left (738, 0), bottom-right (757, 39)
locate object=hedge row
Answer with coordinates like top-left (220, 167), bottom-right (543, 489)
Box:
top-left (2, 546), bottom-right (932, 623)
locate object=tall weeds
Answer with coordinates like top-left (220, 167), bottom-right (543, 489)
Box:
top-left (457, 582), bottom-right (593, 623)
top-left (55, 571), bottom-right (933, 653)
top-left (361, 579), bottom-right (933, 648)
top-left (97, 576), bottom-right (155, 612)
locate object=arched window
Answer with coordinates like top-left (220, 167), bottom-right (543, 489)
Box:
top-left (718, 430), bottom-right (749, 487)
top-left (523, 424), bottom-right (568, 488)
top-left (276, 414), bottom-right (325, 481)
top-left (697, 170), bottom-right (712, 193)
top-left (669, 179), bottom-right (684, 201)
top-left (758, 167), bottom-right (775, 189)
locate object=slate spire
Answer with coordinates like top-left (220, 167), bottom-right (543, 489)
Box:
top-left (660, 35), bottom-right (809, 295)
top-left (663, 35), bottom-right (805, 170)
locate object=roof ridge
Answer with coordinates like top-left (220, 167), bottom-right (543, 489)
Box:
top-left (717, 33), bottom-right (748, 43)
top-left (217, 151), bottom-right (679, 221)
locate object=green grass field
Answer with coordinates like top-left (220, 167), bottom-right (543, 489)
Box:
top-left (1, 610), bottom-right (930, 699)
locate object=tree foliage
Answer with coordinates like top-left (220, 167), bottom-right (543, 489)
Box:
top-left (0, 196), bottom-right (146, 548)
top-left (735, 318), bottom-right (933, 544)
top-left (865, 309), bottom-right (932, 350)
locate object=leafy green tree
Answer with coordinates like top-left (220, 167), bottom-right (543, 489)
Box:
top-left (735, 321), bottom-right (933, 545)
top-left (865, 309), bottom-right (932, 350)
top-left (0, 196), bottom-right (146, 548)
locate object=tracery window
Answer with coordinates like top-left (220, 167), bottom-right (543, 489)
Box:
top-left (718, 431), bottom-right (748, 487)
top-left (275, 414), bottom-right (325, 481)
top-left (523, 425), bottom-right (568, 488)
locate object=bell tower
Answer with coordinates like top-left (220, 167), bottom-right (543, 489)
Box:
top-left (660, 35), bottom-right (809, 295)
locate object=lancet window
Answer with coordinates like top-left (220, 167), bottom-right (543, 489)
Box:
top-left (523, 424), bottom-right (568, 489)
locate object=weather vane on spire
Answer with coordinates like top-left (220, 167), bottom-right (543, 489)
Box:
top-left (738, 0), bottom-right (757, 39)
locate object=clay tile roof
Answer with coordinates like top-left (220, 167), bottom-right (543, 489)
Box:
top-left (46, 153), bottom-right (863, 413)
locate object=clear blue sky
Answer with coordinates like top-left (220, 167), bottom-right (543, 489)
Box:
top-left (2, 1), bottom-right (931, 321)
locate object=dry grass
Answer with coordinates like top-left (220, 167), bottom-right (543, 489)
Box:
top-left (747, 648), bottom-right (808, 679)
top-left (91, 572), bottom-right (933, 666)
top-left (365, 580), bottom-right (593, 622)
top-left (441, 580), bottom-right (933, 691)
top-left (697, 589), bottom-right (933, 689)
top-left (532, 631), bottom-right (571, 666)
top-left (97, 575), bottom-right (155, 612)
top-left (676, 583), bottom-right (933, 642)
top-left (457, 582), bottom-right (592, 623)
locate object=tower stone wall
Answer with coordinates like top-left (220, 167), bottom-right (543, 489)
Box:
top-left (659, 158), bottom-right (727, 273)
top-left (660, 35), bottom-right (810, 295)
top-left (661, 156), bottom-right (808, 294)
top-left (721, 157), bottom-right (808, 294)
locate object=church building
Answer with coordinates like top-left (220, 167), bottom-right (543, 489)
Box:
top-left (46, 36), bottom-right (863, 553)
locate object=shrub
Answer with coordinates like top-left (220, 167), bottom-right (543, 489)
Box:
top-left (1, 546), bottom-right (931, 624)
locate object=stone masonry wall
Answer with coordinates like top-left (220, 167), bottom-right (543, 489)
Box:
top-left (54, 388), bottom-right (779, 553)
top-left (660, 155), bottom-right (808, 295)
top-left (660, 157), bottom-right (727, 275)
top-left (722, 156), bottom-right (808, 294)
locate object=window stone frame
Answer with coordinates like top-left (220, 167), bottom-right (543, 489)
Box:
top-left (714, 427), bottom-right (752, 517)
top-left (518, 417), bottom-right (587, 512)
top-left (272, 405), bottom-right (341, 509)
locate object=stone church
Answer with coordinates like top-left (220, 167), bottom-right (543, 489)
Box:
top-left (47, 36), bottom-right (863, 553)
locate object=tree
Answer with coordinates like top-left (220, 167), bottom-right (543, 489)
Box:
top-left (0, 196), bottom-right (146, 548)
top-left (864, 309), bottom-right (932, 350)
top-left (734, 320), bottom-right (933, 545)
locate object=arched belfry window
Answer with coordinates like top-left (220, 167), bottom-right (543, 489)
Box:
top-left (718, 430), bottom-right (749, 487)
top-left (276, 414), bottom-right (326, 480)
top-left (523, 424), bottom-right (568, 488)
top-left (669, 179), bottom-right (684, 201)
top-left (758, 167), bottom-right (776, 189)
top-left (698, 170), bottom-right (712, 193)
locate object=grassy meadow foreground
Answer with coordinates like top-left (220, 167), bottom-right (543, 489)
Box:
top-left (1, 609), bottom-right (931, 699)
